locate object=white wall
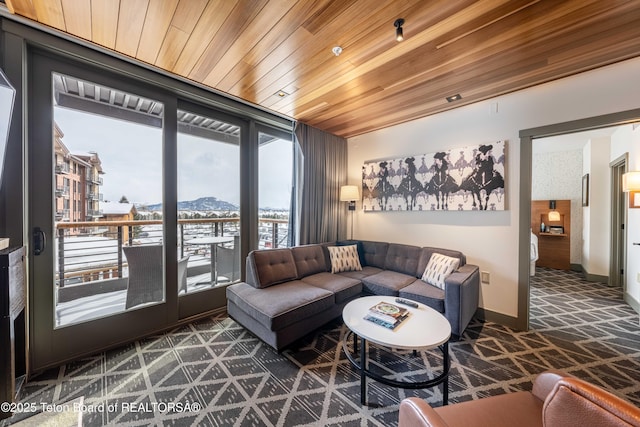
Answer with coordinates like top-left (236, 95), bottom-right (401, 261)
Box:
top-left (532, 150), bottom-right (583, 264)
top-left (348, 56), bottom-right (640, 319)
top-left (611, 125), bottom-right (640, 308)
top-left (583, 138), bottom-right (611, 277)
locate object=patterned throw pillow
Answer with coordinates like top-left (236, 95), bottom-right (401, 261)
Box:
top-left (328, 245), bottom-right (363, 273)
top-left (421, 253), bottom-right (460, 289)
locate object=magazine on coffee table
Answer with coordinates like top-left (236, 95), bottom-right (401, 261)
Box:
top-left (364, 301), bottom-right (410, 330)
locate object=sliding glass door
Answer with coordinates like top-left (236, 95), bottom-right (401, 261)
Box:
top-left (27, 47), bottom-right (294, 370)
top-left (29, 52), bottom-right (176, 371)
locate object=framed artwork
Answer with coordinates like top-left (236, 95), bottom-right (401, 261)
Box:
top-left (361, 141), bottom-right (506, 211)
top-left (629, 191), bottom-right (640, 209)
top-left (582, 174), bottom-right (589, 207)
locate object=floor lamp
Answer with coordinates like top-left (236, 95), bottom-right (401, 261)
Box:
top-left (340, 185), bottom-right (359, 240)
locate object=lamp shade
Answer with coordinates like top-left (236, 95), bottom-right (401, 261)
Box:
top-left (622, 171), bottom-right (640, 192)
top-left (340, 185), bottom-right (359, 202)
top-left (548, 211), bottom-right (561, 222)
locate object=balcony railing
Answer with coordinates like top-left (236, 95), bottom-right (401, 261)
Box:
top-left (55, 217), bottom-right (289, 287)
top-left (55, 209), bottom-right (70, 220)
top-left (87, 192), bottom-right (103, 201)
top-left (86, 174), bottom-right (103, 185)
top-left (55, 163), bottom-right (70, 174)
top-left (55, 185), bottom-right (70, 197)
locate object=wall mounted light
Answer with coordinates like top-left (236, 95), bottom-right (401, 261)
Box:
top-left (622, 171), bottom-right (640, 208)
top-left (548, 200), bottom-right (561, 222)
top-left (394, 19), bottom-right (404, 42)
top-left (622, 171), bottom-right (640, 192)
top-left (340, 185), bottom-right (359, 239)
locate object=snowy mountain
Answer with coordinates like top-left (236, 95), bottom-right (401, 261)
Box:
top-left (143, 196), bottom-right (238, 212)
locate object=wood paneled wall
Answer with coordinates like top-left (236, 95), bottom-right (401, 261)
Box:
top-left (531, 199), bottom-right (571, 270)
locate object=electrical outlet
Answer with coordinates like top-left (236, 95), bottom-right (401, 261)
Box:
top-left (481, 271), bottom-right (490, 284)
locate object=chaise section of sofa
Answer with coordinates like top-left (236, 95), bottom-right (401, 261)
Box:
top-left (226, 240), bottom-right (480, 351)
top-left (227, 244), bottom-right (362, 351)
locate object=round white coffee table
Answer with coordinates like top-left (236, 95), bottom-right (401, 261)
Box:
top-left (342, 295), bottom-right (451, 406)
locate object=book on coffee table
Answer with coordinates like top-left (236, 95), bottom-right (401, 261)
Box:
top-left (364, 301), bottom-right (410, 329)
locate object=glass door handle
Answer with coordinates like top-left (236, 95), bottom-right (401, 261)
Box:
top-left (33, 227), bottom-right (46, 255)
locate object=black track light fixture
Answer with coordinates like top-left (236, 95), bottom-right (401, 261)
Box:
top-left (394, 18), bottom-right (404, 42)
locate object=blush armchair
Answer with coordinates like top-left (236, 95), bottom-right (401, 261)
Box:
top-left (399, 370), bottom-right (640, 427)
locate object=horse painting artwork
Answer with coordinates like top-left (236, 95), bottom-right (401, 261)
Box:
top-left (397, 157), bottom-right (424, 210)
top-left (361, 141), bottom-right (506, 212)
top-left (460, 144), bottom-right (505, 210)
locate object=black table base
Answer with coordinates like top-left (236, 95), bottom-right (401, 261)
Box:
top-left (342, 330), bottom-right (450, 406)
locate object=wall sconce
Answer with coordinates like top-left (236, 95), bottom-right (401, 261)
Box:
top-left (622, 171), bottom-right (640, 208)
top-left (340, 185), bottom-right (359, 239)
top-left (548, 200), bottom-right (561, 222)
top-left (394, 18), bottom-right (404, 42)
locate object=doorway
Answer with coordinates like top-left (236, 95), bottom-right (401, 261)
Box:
top-left (518, 109), bottom-right (640, 331)
top-left (610, 155), bottom-right (628, 289)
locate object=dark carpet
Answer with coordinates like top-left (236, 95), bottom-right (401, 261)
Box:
top-left (4, 267), bottom-right (639, 426)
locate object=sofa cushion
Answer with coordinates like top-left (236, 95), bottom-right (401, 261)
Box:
top-left (385, 243), bottom-right (422, 276)
top-left (246, 248), bottom-right (298, 289)
top-left (337, 266), bottom-right (383, 280)
top-left (327, 245), bottom-right (363, 273)
top-left (292, 244), bottom-right (328, 278)
top-left (226, 281), bottom-right (334, 331)
top-left (422, 253), bottom-right (460, 289)
top-left (360, 241), bottom-right (389, 268)
top-left (418, 247), bottom-right (466, 275)
top-left (362, 270), bottom-right (416, 296)
top-left (301, 272), bottom-right (362, 303)
top-left (398, 280), bottom-right (445, 313)
top-left (337, 240), bottom-right (366, 266)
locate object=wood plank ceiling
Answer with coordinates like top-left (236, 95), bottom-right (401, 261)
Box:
top-left (4, 0), bottom-right (640, 138)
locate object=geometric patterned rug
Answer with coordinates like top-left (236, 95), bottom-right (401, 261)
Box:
top-left (3, 267), bottom-right (640, 426)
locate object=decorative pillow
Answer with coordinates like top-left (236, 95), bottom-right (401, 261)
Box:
top-left (421, 253), bottom-right (460, 289)
top-left (327, 245), bottom-right (363, 273)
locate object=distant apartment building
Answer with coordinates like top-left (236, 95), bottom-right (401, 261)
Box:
top-left (54, 123), bottom-right (104, 233)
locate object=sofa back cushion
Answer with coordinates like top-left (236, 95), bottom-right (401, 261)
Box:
top-left (418, 247), bottom-right (466, 277)
top-left (246, 249), bottom-right (298, 289)
top-left (384, 243), bottom-right (422, 276)
top-left (360, 241), bottom-right (389, 268)
top-left (292, 244), bottom-right (329, 278)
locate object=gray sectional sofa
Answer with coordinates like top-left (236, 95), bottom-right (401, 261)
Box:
top-left (226, 240), bottom-right (480, 351)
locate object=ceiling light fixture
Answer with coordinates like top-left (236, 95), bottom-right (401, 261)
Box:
top-left (446, 94), bottom-right (462, 102)
top-left (394, 18), bottom-right (404, 42)
top-left (275, 90), bottom-right (289, 98)
top-left (332, 46), bottom-right (343, 56)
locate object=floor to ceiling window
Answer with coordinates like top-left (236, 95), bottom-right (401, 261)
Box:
top-left (177, 108), bottom-right (241, 293)
top-left (258, 129), bottom-right (294, 249)
top-left (23, 40), bottom-right (294, 370)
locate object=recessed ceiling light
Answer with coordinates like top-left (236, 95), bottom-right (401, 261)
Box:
top-left (332, 46), bottom-right (343, 56)
top-left (446, 94), bottom-right (462, 102)
top-left (275, 90), bottom-right (289, 98)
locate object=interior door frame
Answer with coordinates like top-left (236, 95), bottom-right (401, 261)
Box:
top-left (610, 154), bottom-right (628, 289)
top-left (518, 108), bottom-right (640, 331)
